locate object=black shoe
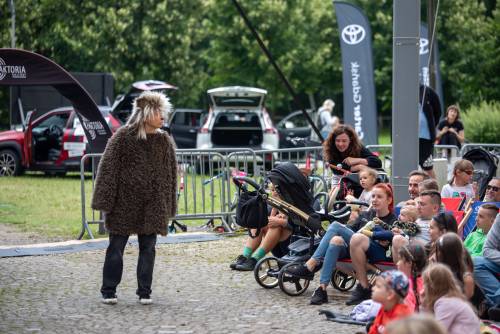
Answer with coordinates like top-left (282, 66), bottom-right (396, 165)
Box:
top-left (139, 295), bottom-right (152, 305)
top-left (230, 255), bottom-right (248, 270)
top-left (310, 287), bottom-right (328, 305)
top-left (102, 293), bottom-right (118, 305)
top-left (284, 263), bottom-right (315, 280)
top-left (346, 284), bottom-right (372, 306)
top-left (234, 257), bottom-right (258, 271)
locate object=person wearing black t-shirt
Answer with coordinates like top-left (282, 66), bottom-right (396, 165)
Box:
top-left (436, 105), bottom-right (465, 149)
top-left (323, 124), bottom-right (381, 178)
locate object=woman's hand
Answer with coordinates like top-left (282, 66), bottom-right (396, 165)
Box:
top-left (342, 157), bottom-right (358, 166)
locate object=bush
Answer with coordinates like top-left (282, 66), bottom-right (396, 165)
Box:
top-left (461, 101), bottom-right (500, 143)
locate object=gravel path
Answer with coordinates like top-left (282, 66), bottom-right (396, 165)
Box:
top-left (0, 235), bottom-right (361, 334)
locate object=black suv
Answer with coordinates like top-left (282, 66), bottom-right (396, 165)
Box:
top-left (164, 109), bottom-right (205, 148)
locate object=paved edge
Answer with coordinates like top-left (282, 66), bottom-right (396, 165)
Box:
top-left (0, 232), bottom-right (223, 258)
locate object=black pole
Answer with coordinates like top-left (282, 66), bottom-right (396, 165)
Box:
top-left (231, 0), bottom-right (324, 143)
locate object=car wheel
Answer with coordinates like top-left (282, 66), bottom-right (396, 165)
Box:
top-left (0, 149), bottom-right (22, 177)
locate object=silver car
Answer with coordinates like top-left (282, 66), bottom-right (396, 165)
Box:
top-left (196, 86), bottom-right (279, 150)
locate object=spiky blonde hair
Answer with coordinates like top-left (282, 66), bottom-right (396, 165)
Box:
top-left (126, 91), bottom-right (172, 140)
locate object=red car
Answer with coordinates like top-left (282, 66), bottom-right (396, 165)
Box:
top-left (0, 106), bottom-right (121, 176)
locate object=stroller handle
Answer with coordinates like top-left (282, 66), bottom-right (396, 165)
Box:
top-left (335, 200), bottom-right (370, 207)
top-left (232, 176), bottom-right (265, 194)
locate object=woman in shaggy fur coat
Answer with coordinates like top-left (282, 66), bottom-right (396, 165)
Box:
top-left (91, 91), bottom-right (177, 305)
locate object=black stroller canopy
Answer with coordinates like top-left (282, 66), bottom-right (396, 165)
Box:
top-left (268, 162), bottom-right (314, 215)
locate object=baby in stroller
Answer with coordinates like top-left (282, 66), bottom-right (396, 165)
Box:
top-left (230, 162), bottom-right (321, 271)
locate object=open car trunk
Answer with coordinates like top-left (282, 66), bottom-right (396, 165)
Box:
top-left (211, 111), bottom-right (263, 147)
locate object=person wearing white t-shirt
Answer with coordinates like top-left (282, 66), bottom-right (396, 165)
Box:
top-left (441, 159), bottom-right (476, 202)
top-left (392, 190), bottom-right (441, 262)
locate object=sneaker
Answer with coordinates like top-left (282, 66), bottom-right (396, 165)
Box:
top-left (139, 296), bottom-right (153, 305)
top-left (102, 294), bottom-right (118, 305)
top-left (229, 255), bottom-right (248, 270)
top-left (310, 287), bottom-right (328, 305)
top-left (346, 284), bottom-right (372, 306)
top-left (234, 257), bottom-right (258, 271)
top-left (284, 263), bottom-right (315, 280)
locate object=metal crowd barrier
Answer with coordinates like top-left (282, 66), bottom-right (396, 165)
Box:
top-left (366, 144), bottom-right (462, 173)
top-left (80, 143), bottom-right (500, 239)
top-left (79, 146), bottom-right (329, 239)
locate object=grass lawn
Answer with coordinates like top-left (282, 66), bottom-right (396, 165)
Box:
top-left (0, 173), bottom-right (97, 239)
top-left (379, 128), bottom-right (391, 145)
top-left (0, 171), bottom-right (227, 240)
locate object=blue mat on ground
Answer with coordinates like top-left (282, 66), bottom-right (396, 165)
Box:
top-left (0, 233), bottom-right (222, 258)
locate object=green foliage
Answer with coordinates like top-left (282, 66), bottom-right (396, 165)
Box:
top-left (462, 101), bottom-right (500, 143)
top-left (201, 0), bottom-right (341, 115)
top-left (0, 0), bottom-right (499, 125)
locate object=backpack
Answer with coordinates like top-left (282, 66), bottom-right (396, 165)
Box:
top-left (236, 190), bottom-right (269, 238)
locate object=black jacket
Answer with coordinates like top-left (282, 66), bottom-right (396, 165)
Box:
top-left (420, 85), bottom-right (442, 142)
top-left (329, 146), bottom-right (382, 175)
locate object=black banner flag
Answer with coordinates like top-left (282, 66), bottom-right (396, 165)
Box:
top-left (334, 1), bottom-right (378, 145)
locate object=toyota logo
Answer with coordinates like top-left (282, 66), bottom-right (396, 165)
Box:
top-left (419, 38), bottom-right (429, 55)
top-left (0, 57), bottom-right (6, 80)
top-left (342, 24), bottom-right (366, 45)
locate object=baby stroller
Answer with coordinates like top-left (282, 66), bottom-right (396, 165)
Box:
top-left (233, 162), bottom-right (324, 296)
top-left (463, 148), bottom-right (499, 200)
top-left (234, 162), bottom-right (363, 296)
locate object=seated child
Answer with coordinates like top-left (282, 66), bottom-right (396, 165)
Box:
top-left (464, 203), bottom-right (498, 257)
top-left (346, 167), bottom-right (378, 211)
top-left (435, 233), bottom-right (475, 299)
top-left (398, 205), bottom-right (418, 224)
top-left (368, 270), bottom-right (413, 334)
top-left (421, 263), bottom-right (480, 334)
top-left (428, 212), bottom-right (458, 261)
top-left (441, 159), bottom-right (476, 201)
top-left (385, 314), bottom-right (447, 334)
top-left (397, 243), bottom-right (427, 312)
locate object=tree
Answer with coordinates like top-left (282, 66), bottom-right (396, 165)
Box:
top-left (201, 0), bottom-right (342, 116)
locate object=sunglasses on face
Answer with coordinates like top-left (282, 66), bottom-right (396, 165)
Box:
top-left (460, 170), bottom-right (473, 175)
top-left (487, 185), bottom-right (499, 192)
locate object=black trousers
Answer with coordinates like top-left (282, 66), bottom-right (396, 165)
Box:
top-left (101, 233), bottom-right (157, 298)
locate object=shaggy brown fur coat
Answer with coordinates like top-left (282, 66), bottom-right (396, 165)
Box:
top-left (91, 126), bottom-right (177, 236)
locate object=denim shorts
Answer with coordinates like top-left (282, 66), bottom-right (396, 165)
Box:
top-left (366, 240), bottom-right (392, 263)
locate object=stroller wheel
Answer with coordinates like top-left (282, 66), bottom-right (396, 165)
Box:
top-left (331, 269), bottom-right (356, 291)
top-left (278, 262), bottom-right (310, 296)
top-left (254, 257), bottom-right (280, 289)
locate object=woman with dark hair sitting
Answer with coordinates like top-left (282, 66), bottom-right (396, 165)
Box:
top-left (323, 124), bottom-right (381, 183)
top-left (436, 104), bottom-right (465, 149)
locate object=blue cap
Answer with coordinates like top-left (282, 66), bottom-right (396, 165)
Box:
top-left (380, 270), bottom-right (409, 299)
